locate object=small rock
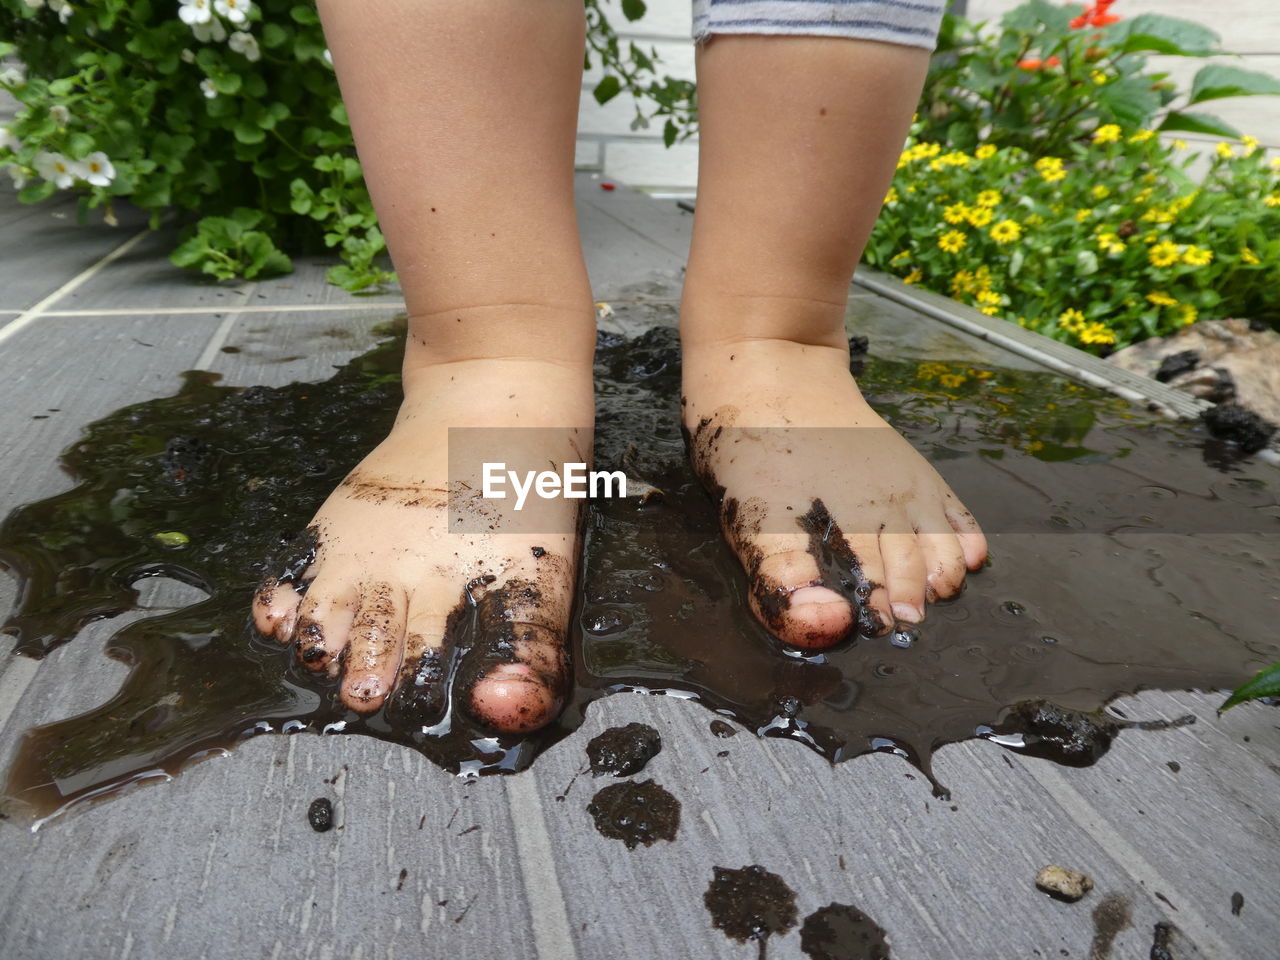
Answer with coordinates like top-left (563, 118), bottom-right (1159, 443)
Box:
top-left (1036, 865), bottom-right (1093, 902)
top-left (308, 797), bottom-right (334, 833)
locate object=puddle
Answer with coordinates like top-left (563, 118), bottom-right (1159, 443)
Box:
top-left (1, 325), bottom-right (1277, 824)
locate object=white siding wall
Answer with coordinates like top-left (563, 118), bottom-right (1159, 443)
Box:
top-left (576, 0), bottom-right (1280, 192)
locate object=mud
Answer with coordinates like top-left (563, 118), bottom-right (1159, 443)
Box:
top-left (800, 903), bottom-right (891, 960)
top-left (1089, 894), bottom-right (1132, 960)
top-left (585, 779), bottom-right (679, 849)
top-left (1150, 921), bottom-right (1176, 960)
top-left (307, 797), bottom-right (333, 832)
top-left (1, 325), bottom-right (1278, 822)
top-left (703, 864), bottom-right (798, 948)
top-left (710, 720), bottom-right (737, 738)
top-left (586, 722), bottom-right (661, 777)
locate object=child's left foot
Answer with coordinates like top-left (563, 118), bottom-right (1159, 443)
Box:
top-left (682, 336), bottom-right (987, 649)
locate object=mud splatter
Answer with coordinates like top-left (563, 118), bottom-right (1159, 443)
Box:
top-left (586, 722), bottom-right (661, 777)
top-left (585, 779), bottom-right (679, 849)
top-left (800, 903), bottom-right (891, 960)
top-left (704, 865), bottom-right (798, 951)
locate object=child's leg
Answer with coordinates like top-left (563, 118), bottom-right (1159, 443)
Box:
top-left (681, 36), bottom-right (987, 648)
top-left (253, 0), bottom-right (594, 731)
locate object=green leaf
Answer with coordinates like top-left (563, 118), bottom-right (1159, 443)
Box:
top-left (1114, 14), bottom-right (1218, 57)
top-left (1189, 64), bottom-right (1280, 105)
top-left (290, 4), bottom-right (321, 24)
top-left (153, 531), bottom-right (190, 548)
top-left (621, 0), bottom-right (647, 22)
top-left (262, 23), bottom-right (289, 49)
top-left (593, 75), bottom-right (622, 106)
top-left (663, 119), bottom-right (678, 148)
top-left (1157, 110), bottom-right (1242, 139)
top-left (1095, 77), bottom-right (1161, 129)
top-left (233, 119), bottom-right (266, 144)
top-left (1220, 661), bottom-right (1280, 712)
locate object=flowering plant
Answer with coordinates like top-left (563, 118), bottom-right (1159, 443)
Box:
top-left (924, 0), bottom-right (1280, 158)
top-left (0, 0), bottom-right (692, 289)
top-left (865, 119), bottom-right (1280, 354)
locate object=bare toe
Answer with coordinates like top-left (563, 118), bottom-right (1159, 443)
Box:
top-left (750, 545), bottom-right (854, 649)
top-left (944, 492), bottom-right (988, 570)
top-left (253, 577), bottom-right (303, 641)
top-left (880, 530), bottom-right (925, 623)
top-left (291, 572), bottom-right (358, 674)
top-left (339, 581), bottom-right (408, 713)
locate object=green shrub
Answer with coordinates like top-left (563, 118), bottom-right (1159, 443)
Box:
top-left (923, 0), bottom-right (1280, 158)
top-left (0, 0), bottom-right (695, 290)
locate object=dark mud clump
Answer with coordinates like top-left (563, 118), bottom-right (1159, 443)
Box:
top-left (800, 903), bottom-right (891, 960)
top-left (586, 722), bottom-right (661, 777)
top-left (1150, 921), bottom-right (1177, 960)
top-left (1201, 402), bottom-right (1275, 453)
top-left (1154, 350), bottom-right (1200, 383)
top-left (585, 779), bottom-right (679, 849)
top-left (1, 322), bottom-right (1278, 822)
top-left (981, 701), bottom-right (1119, 766)
top-left (710, 719), bottom-right (737, 738)
top-left (307, 797), bottom-right (333, 833)
top-left (704, 865), bottom-right (798, 949)
top-left (1231, 891), bottom-right (1244, 916)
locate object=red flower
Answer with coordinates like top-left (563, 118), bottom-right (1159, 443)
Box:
top-left (1017, 56), bottom-right (1061, 70)
top-left (1071, 0), bottom-right (1121, 30)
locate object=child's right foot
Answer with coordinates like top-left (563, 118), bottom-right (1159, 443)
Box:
top-left (252, 351), bottom-right (592, 734)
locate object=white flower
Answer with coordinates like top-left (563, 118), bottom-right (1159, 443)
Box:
top-left (0, 62), bottom-right (27, 87)
top-left (50, 104), bottom-right (70, 126)
top-left (34, 151), bottom-right (84, 188)
top-left (82, 151), bottom-right (115, 186)
top-left (191, 17), bottom-right (226, 42)
top-left (322, 48), bottom-right (332, 66)
top-left (228, 31), bottom-right (260, 62)
top-left (181, 48), bottom-right (196, 63)
top-left (0, 127), bottom-right (21, 152)
top-left (199, 78), bottom-right (217, 99)
top-left (178, 0), bottom-right (212, 25)
top-left (7, 164), bottom-right (29, 190)
top-left (49, 0), bottom-right (72, 23)
top-left (213, 0), bottom-right (251, 25)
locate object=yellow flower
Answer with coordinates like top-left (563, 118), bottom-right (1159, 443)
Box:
top-left (950, 269), bottom-right (975, 294)
top-left (1016, 317), bottom-right (1028, 328)
top-left (975, 144), bottom-right (997, 160)
top-left (1092, 124), bottom-right (1122, 144)
top-left (1216, 141), bottom-right (1235, 159)
top-left (966, 206), bottom-right (994, 227)
top-left (1241, 248), bottom-right (1260, 265)
top-left (890, 249), bottom-right (910, 263)
top-left (1034, 156), bottom-right (1066, 182)
top-left (1264, 194), bottom-right (1280, 208)
top-left (1095, 233), bottom-right (1125, 255)
top-left (936, 227), bottom-right (962, 253)
top-left (1134, 187), bottom-right (1152, 205)
top-left (938, 373), bottom-right (966, 388)
top-left (976, 189), bottom-right (1001, 208)
top-left (1058, 308), bottom-right (1086, 333)
top-left (1178, 304), bottom-right (1198, 326)
top-left (990, 220), bottom-right (1023, 244)
top-left (1242, 135), bottom-right (1259, 156)
top-left (1090, 69), bottom-right (1108, 85)
top-left (1182, 245), bottom-right (1213, 267)
top-left (1025, 213), bottom-right (1044, 226)
top-left (979, 305), bottom-right (1000, 316)
top-left (1078, 321), bottom-right (1117, 345)
top-left (1142, 206), bottom-right (1175, 224)
top-left (976, 290), bottom-right (1002, 308)
top-left (1145, 291), bottom-right (1178, 307)
top-left (1149, 241), bottom-right (1181, 267)
top-left (1271, 157), bottom-right (1280, 171)
top-left (1169, 193), bottom-right (1197, 214)
top-left (1173, 139), bottom-right (1188, 151)
top-left (1128, 129), bottom-right (1155, 143)
top-left (1075, 208), bottom-right (1093, 223)
top-left (943, 202), bottom-right (970, 224)
top-left (1091, 184), bottom-right (1110, 200)
top-left (884, 187), bottom-right (899, 205)
top-left (903, 267), bottom-right (923, 284)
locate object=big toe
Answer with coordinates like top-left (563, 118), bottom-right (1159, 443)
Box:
top-left (469, 661), bottom-right (562, 733)
top-left (749, 547), bottom-right (857, 649)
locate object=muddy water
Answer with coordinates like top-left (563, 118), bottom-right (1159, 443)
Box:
top-left (1, 325), bottom-right (1277, 823)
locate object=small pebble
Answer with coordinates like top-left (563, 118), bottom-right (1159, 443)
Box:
top-left (1035, 865), bottom-right (1093, 902)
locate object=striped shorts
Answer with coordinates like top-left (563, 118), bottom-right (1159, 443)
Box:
top-left (691, 0), bottom-right (946, 51)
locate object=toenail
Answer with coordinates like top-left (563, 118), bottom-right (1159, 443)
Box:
top-left (891, 602), bottom-right (923, 624)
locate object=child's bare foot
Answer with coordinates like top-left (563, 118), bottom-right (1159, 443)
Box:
top-left (682, 337), bottom-right (987, 650)
top-left (252, 353), bottom-right (591, 733)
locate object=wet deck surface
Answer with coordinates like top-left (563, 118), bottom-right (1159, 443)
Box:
top-left (0, 175), bottom-right (1277, 960)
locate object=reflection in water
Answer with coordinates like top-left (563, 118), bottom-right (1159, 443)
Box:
top-left (1, 326), bottom-right (1276, 824)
